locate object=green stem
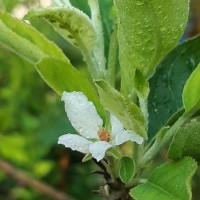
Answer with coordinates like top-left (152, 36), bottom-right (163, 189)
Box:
top-left (107, 24), bottom-right (118, 87)
top-left (139, 97), bottom-right (148, 126)
top-left (88, 0), bottom-right (106, 77)
top-left (101, 160), bottom-right (115, 181)
top-left (138, 114), bottom-right (189, 168)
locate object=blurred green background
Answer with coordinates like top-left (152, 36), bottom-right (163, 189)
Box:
top-left (0, 0), bottom-right (200, 199)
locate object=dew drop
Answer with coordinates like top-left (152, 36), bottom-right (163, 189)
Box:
top-left (135, 0), bottom-right (144, 6)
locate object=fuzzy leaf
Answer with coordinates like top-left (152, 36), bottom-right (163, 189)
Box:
top-left (0, 12), bottom-right (67, 64)
top-left (134, 70), bottom-right (149, 100)
top-left (183, 63), bottom-right (200, 112)
top-left (95, 80), bottom-right (146, 138)
top-left (148, 35), bottom-right (200, 137)
top-left (168, 119), bottom-right (200, 164)
top-left (119, 156), bottom-right (135, 184)
top-left (25, 7), bottom-right (96, 50)
top-left (130, 157), bottom-right (197, 200)
top-left (25, 7), bottom-right (105, 79)
top-left (114, 0), bottom-right (189, 97)
top-left (36, 57), bottom-right (105, 120)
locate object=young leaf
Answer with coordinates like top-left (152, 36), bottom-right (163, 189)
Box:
top-left (36, 57), bottom-right (105, 120)
top-left (130, 157), bottom-right (197, 200)
top-left (119, 156), bottom-right (135, 184)
top-left (95, 80), bottom-right (147, 138)
top-left (25, 7), bottom-right (96, 51)
top-left (25, 7), bottom-right (104, 79)
top-left (114, 0), bottom-right (189, 97)
top-left (148, 35), bottom-right (200, 137)
top-left (168, 118), bottom-right (200, 164)
top-left (183, 63), bottom-right (200, 113)
top-left (0, 12), bottom-right (67, 64)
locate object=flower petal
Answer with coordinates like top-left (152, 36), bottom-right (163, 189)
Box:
top-left (58, 134), bottom-right (92, 153)
top-left (89, 141), bottom-right (112, 161)
top-left (111, 114), bottom-right (124, 136)
top-left (113, 130), bottom-right (144, 146)
top-left (62, 91), bottom-right (103, 139)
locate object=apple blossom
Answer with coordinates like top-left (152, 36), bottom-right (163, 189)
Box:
top-left (58, 91), bottom-right (143, 161)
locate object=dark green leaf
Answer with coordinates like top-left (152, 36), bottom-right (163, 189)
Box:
top-left (130, 157), bottom-right (197, 200)
top-left (36, 57), bottom-right (106, 120)
top-left (99, 0), bottom-right (114, 57)
top-left (148, 35), bottom-right (200, 138)
top-left (119, 156), bottom-right (135, 184)
top-left (96, 80), bottom-right (146, 138)
top-left (168, 118), bottom-right (200, 164)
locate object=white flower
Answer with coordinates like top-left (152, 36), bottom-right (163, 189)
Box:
top-left (58, 91), bottom-right (143, 161)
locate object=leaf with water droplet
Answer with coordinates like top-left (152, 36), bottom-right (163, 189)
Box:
top-left (148, 35), bottom-right (200, 138)
top-left (114, 0), bottom-right (189, 97)
top-left (95, 80), bottom-right (147, 138)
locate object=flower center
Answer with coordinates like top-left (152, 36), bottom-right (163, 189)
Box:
top-left (98, 129), bottom-right (110, 142)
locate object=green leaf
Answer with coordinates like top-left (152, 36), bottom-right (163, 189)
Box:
top-left (168, 118), bottom-right (200, 164)
top-left (0, 12), bottom-right (67, 63)
top-left (114, 0), bottom-right (189, 97)
top-left (130, 157), bottom-right (197, 200)
top-left (99, 0), bottom-right (114, 56)
top-left (183, 63), bottom-right (200, 112)
top-left (25, 7), bottom-right (96, 51)
top-left (25, 7), bottom-right (104, 79)
top-left (119, 156), bottom-right (135, 184)
top-left (134, 70), bottom-right (149, 100)
top-left (107, 148), bottom-right (122, 160)
top-left (36, 57), bottom-right (105, 120)
top-left (82, 153), bottom-right (92, 162)
top-left (95, 80), bottom-right (146, 138)
top-left (148, 35), bottom-right (200, 137)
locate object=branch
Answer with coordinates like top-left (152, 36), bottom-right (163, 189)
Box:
top-left (0, 159), bottom-right (75, 200)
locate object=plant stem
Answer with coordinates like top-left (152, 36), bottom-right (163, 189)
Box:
top-left (101, 160), bottom-right (115, 181)
top-left (88, 0), bottom-right (106, 77)
top-left (107, 24), bottom-right (118, 87)
top-left (138, 115), bottom-right (188, 168)
top-left (0, 159), bottom-right (74, 200)
top-left (139, 97), bottom-right (148, 126)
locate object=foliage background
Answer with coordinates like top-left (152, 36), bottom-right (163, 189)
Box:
top-left (0, 0), bottom-right (200, 199)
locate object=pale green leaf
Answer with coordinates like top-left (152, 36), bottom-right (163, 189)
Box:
top-left (36, 57), bottom-right (105, 120)
top-left (130, 157), bottom-right (197, 200)
top-left (95, 80), bottom-right (146, 138)
top-left (183, 63), bottom-right (200, 112)
top-left (25, 7), bottom-right (96, 50)
top-left (134, 70), bottom-right (149, 100)
top-left (114, 0), bottom-right (189, 97)
top-left (119, 156), bottom-right (135, 184)
top-left (0, 12), bottom-right (67, 63)
top-left (25, 7), bottom-right (105, 79)
top-left (168, 118), bottom-right (200, 164)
